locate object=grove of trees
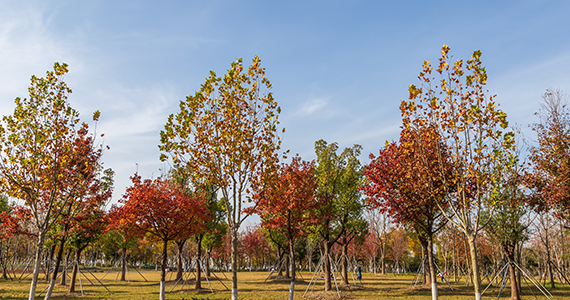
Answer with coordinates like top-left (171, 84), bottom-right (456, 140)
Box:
top-left (1, 47), bottom-right (570, 300)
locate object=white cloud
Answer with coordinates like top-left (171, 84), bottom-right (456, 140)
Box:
top-left (299, 98), bottom-right (328, 116)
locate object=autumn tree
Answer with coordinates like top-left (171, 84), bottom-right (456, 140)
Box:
top-left (402, 45), bottom-right (515, 300)
top-left (311, 140), bottom-right (365, 291)
top-left (252, 155), bottom-right (317, 300)
top-left (363, 125), bottom-right (454, 299)
top-left (0, 63), bottom-right (106, 300)
top-left (366, 209), bottom-right (391, 274)
top-left (0, 195), bottom-right (15, 280)
top-left (44, 139), bottom-right (114, 298)
top-left (159, 56), bottom-right (282, 300)
top-left (114, 175), bottom-right (210, 300)
top-left (530, 89), bottom-right (570, 222)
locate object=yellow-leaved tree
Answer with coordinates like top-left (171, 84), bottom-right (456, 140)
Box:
top-left (160, 56), bottom-right (282, 300)
top-left (401, 45), bottom-right (515, 300)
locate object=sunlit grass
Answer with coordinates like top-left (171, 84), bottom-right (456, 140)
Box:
top-left (1, 268), bottom-right (569, 299)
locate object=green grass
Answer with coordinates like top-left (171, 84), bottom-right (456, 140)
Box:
top-left (1, 269), bottom-right (570, 299)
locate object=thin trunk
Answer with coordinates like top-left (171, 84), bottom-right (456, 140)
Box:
top-left (341, 241), bottom-right (348, 285)
top-left (46, 243), bottom-right (56, 282)
top-left (176, 240), bottom-right (185, 281)
top-left (69, 248), bottom-right (82, 293)
top-left (324, 242), bottom-right (332, 291)
top-left (427, 234), bottom-right (438, 300)
top-left (44, 236), bottom-right (67, 300)
top-left (61, 250), bottom-right (70, 286)
top-left (503, 242), bottom-right (520, 300)
top-left (467, 234), bottom-right (482, 300)
top-left (231, 226), bottom-right (239, 300)
top-left (28, 231), bottom-right (47, 300)
top-left (205, 250), bottom-right (211, 277)
top-left (196, 235), bottom-right (203, 289)
top-left (285, 252), bottom-right (290, 278)
top-left (419, 236), bottom-right (429, 285)
top-left (288, 240), bottom-right (296, 300)
top-left (381, 239), bottom-right (386, 275)
top-left (277, 249), bottom-right (283, 276)
top-left (120, 246), bottom-right (127, 281)
top-left (160, 239), bottom-right (167, 300)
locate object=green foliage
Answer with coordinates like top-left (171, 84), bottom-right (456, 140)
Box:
top-left (312, 139), bottom-right (365, 242)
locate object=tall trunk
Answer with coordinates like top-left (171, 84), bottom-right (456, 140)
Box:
top-left (120, 246), bottom-right (127, 281)
top-left (69, 248), bottom-right (82, 293)
top-left (231, 226), bottom-right (239, 300)
top-left (159, 239), bottom-right (167, 300)
top-left (205, 250), bottom-right (211, 277)
top-left (44, 236), bottom-right (67, 300)
top-left (196, 235), bottom-right (203, 289)
top-left (277, 249), bottom-right (283, 276)
top-left (28, 231), bottom-right (47, 300)
top-left (427, 234), bottom-right (438, 300)
top-left (502, 242), bottom-right (520, 300)
top-left (341, 241), bottom-right (348, 285)
top-left (419, 236), bottom-right (429, 285)
top-left (546, 244), bottom-right (555, 289)
top-left (176, 240), bottom-right (185, 280)
top-left (288, 240), bottom-right (296, 300)
top-left (324, 242), bottom-right (332, 291)
top-left (467, 234), bottom-right (482, 300)
top-left (381, 239), bottom-right (386, 275)
top-left (0, 239), bottom-right (7, 280)
top-left (285, 252), bottom-right (290, 278)
top-left (61, 250), bottom-right (71, 286)
top-left (46, 243), bottom-right (56, 282)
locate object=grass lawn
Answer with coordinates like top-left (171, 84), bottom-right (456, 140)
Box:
top-left (1, 269), bottom-right (569, 299)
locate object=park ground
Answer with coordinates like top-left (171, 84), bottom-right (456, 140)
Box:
top-left (1, 269), bottom-right (570, 299)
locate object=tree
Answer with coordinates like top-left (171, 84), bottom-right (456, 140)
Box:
top-left (0, 195), bottom-right (15, 280)
top-left (530, 89), bottom-right (570, 222)
top-left (402, 45), bottom-right (515, 300)
top-left (45, 141), bottom-right (114, 299)
top-left (0, 63), bottom-right (106, 300)
top-left (159, 56), bottom-right (282, 300)
top-left (363, 126), bottom-right (453, 299)
top-left (114, 175), bottom-right (210, 300)
top-left (252, 155), bottom-right (317, 300)
top-left (311, 140), bottom-right (364, 291)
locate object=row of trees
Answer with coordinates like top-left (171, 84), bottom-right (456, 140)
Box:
top-left (1, 47), bottom-right (570, 300)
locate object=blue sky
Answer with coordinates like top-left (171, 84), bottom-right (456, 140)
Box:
top-left (1, 1), bottom-right (569, 224)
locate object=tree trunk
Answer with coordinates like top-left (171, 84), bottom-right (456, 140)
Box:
top-left (427, 234), bottom-right (438, 300)
top-left (120, 246), bottom-right (127, 281)
top-left (176, 240), bottom-right (185, 280)
top-left (288, 239), bottom-right (296, 300)
top-left (205, 250), bottom-right (211, 277)
top-left (285, 252), bottom-right (290, 278)
top-left (324, 242), bottom-right (332, 291)
top-left (342, 241), bottom-right (349, 285)
top-left (277, 249), bottom-right (283, 276)
top-left (231, 226), bottom-right (239, 300)
top-left (502, 242), bottom-right (520, 300)
top-left (467, 234), bottom-right (482, 300)
top-left (69, 248), bottom-right (82, 293)
top-left (196, 235), bottom-right (203, 289)
top-left (419, 236), bottom-right (429, 285)
top-left (159, 239), bottom-right (168, 300)
top-left (44, 237), bottom-right (67, 300)
top-left (381, 240), bottom-right (386, 275)
top-left (61, 250), bottom-right (70, 286)
top-left (28, 231), bottom-right (47, 300)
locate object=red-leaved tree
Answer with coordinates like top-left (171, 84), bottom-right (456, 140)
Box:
top-left (113, 175), bottom-right (210, 300)
top-left (363, 126), bottom-right (454, 300)
top-left (252, 156), bottom-right (317, 300)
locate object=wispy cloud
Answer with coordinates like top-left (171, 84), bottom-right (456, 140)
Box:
top-left (300, 98), bottom-right (327, 115)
